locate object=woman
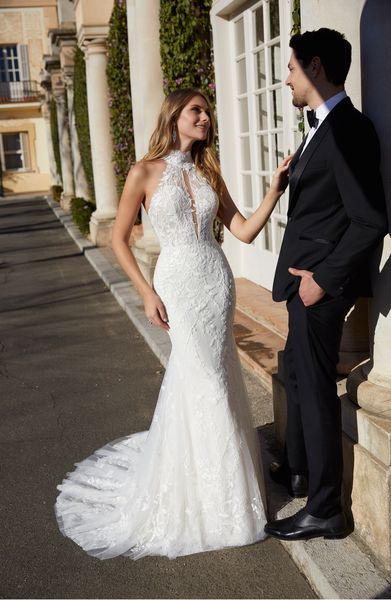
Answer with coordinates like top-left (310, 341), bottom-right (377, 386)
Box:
top-left (55, 88), bottom-right (291, 560)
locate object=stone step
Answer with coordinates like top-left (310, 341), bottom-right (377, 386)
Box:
top-left (235, 277), bottom-right (288, 340)
top-left (234, 307), bottom-right (285, 390)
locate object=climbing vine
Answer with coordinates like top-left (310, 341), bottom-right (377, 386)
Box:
top-left (291, 0), bottom-right (304, 136)
top-left (74, 46), bottom-right (95, 202)
top-left (106, 0), bottom-right (135, 196)
top-left (160, 0), bottom-right (216, 99)
top-left (49, 97), bottom-right (62, 184)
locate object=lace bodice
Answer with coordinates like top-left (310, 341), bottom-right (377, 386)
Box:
top-left (148, 150), bottom-right (219, 247)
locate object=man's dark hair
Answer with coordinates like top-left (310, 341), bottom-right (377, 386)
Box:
top-left (290, 28), bottom-right (351, 85)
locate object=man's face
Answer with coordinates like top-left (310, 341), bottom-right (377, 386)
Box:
top-left (285, 52), bottom-right (312, 108)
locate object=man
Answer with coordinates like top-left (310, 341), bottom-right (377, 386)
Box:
top-left (265, 28), bottom-right (387, 540)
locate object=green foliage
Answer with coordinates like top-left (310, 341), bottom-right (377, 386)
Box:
top-left (160, 0), bottom-right (215, 99)
top-left (107, 0), bottom-right (135, 196)
top-left (74, 47), bottom-right (95, 203)
top-left (51, 184), bottom-right (63, 202)
top-left (291, 0), bottom-right (304, 136)
top-left (49, 98), bottom-right (62, 182)
top-left (291, 0), bottom-right (301, 36)
top-left (70, 197), bottom-right (95, 235)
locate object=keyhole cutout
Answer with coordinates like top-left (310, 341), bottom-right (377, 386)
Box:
top-left (183, 171), bottom-right (199, 239)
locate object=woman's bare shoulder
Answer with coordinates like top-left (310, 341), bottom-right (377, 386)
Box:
top-left (128, 159), bottom-right (165, 181)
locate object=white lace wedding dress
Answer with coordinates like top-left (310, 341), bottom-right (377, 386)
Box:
top-left (55, 150), bottom-right (267, 560)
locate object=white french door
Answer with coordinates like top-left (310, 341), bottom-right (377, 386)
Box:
top-left (223, 0), bottom-right (302, 289)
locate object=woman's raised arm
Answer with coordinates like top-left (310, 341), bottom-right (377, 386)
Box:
top-left (218, 155), bottom-right (292, 244)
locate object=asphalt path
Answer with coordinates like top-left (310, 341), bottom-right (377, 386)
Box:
top-left (0, 196), bottom-right (315, 599)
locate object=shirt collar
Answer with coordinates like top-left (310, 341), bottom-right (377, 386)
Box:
top-left (315, 90), bottom-right (347, 123)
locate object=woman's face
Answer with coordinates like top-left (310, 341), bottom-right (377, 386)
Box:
top-left (175, 95), bottom-right (211, 145)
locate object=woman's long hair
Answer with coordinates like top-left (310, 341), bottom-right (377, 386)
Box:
top-left (142, 88), bottom-right (223, 198)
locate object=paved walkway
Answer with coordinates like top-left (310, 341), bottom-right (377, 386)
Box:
top-left (0, 196), bottom-right (316, 599)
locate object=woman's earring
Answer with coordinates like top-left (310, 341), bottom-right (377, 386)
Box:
top-left (172, 123), bottom-right (177, 143)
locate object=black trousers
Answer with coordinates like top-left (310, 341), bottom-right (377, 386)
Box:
top-left (283, 292), bottom-right (355, 518)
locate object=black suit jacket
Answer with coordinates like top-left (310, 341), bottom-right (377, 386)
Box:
top-left (272, 97), bottom-right (387, 302)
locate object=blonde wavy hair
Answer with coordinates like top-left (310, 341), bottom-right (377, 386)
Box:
top-left (142, 88), bottom-right (223, 198)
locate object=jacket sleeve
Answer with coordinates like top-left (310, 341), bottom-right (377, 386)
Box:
top-left (312, 117), bottom-right (388, 296)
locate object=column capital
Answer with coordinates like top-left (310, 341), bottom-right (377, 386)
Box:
top-left (82, 37), bottom-right (109, 58)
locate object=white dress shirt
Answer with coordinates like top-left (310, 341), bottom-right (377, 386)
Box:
top-left (300, 90), bottom-right (347, 156)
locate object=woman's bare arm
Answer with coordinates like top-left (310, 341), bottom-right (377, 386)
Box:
top-left (111, 162), bottom-right (169, 330)
top-left (218, 155), bottom-right (292, 244)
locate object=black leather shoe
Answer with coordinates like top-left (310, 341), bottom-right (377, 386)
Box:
top-left (264, 508), bottom-right (348, 541)
top-left (269, 462), bottom-right (308, 498)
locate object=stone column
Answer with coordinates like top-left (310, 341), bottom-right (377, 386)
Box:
top-left (126, 0), bottom-right (164, 283)
top-left (53, 83), bottom-right (75, 210)
top-left (83, 38), bottom-right (118, 246)
top-left (341, 0), bottom-right (391, 572)
top-left (64, 72), bottom-right (91, 200)
top-left (41, 99), bottom-right (62, 187)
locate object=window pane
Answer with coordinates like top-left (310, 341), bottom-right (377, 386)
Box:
top-left (272, 132), bottom-right (284, 169)
top-left (271, 43), bottom-right (281, 84)
top-left (242, 174), bottom-right (253, 208)
top-left (238, 97), bottom-right (249, 132)
top-left (294, 128), bottom-right (304, 150)
top-left (254, 6), bottom-right (264, 46)
top-left (274, 219), bottom-right (287, 252)
top-left (264, 220), bottom-right (272, 250)
top-left (240, 137), bottom-right (251, 170)
top-left (257, 92), bottom-right (268, 131)
top-left (269, 0), bottom-right (280, 39)
top-left (270, 88), bottom-right (283, 129)
top-left (255, 49), bottom-right (266, 89)
top-left (237, 58), bottom-right (247, 94)
top-left (234, 18), bottom-right (245, 55)
top-left (5, 152), bottom-right (23, 170)
top-left (3, 133), bottom-right (21, 152)
top-left (258, 135), bottom-right (270, 171)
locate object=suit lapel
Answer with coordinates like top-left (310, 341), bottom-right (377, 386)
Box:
top-left (288, 119), bottom-right (330, 215)
top-left (287, 97), bottom-right (353, 216)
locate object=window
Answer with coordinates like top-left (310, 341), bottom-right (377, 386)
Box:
top-left (233, 0), bottom-right (300, 255)
top-left (0, 45), bottom-right (31, 102)
top-left (0, 132), bottom-right (30, 171)
top-left (0, 46), bottom-right (20, 83)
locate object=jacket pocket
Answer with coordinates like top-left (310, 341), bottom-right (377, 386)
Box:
top-left (299, 235), bottom-right (336, 245)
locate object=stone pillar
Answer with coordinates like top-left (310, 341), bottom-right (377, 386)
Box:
top-left (342, 0), bottom-right (391, 572)
top-left (83, 38), bottom-right (118, 246)
top-left (53, 81), bottom-right (75, 210)
top-left (126, 0), bottom-right (164, 283)
top-left (41, 99), bottom-right (62, 187)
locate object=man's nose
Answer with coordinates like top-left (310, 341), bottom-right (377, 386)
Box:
top-left (285, 74), bottom-right (291, 86)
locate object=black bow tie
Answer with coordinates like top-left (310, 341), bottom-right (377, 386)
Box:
top-left (307, 109), bottom-right (319, 129)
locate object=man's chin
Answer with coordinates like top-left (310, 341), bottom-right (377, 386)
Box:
top-left (292, 99), bottom-right (307, 109)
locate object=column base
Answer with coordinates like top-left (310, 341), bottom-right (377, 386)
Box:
top-left (60, 192), bottom-right (73, 212)
top-left (133, 236), bottom-right (160, 286)
top-left (272, 362), bottom-right (391, 573)
top-left (89, 214), bottom-right (116, 247)
top-left (347, 360), bottom-right (391, 418)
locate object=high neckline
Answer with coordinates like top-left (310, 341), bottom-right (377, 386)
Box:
top-left (165, 149), bottom-right (194, 167)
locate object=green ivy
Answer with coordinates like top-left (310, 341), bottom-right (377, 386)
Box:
top-left (70, 197), bottom-right (95, 235)
top-left (291, 0), bottom-right (304, 136)
top-left (160, 0), bottom-right (215, 99)
top-left (49, 98), bottom-right (62, 182)
top-left (74, 47), bottom-right (95, 203)
top-left (107, 0), bottom-right (135, 196)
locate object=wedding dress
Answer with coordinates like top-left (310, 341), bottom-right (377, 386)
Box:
top-left (55, 149), bottom-right (267, 560)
